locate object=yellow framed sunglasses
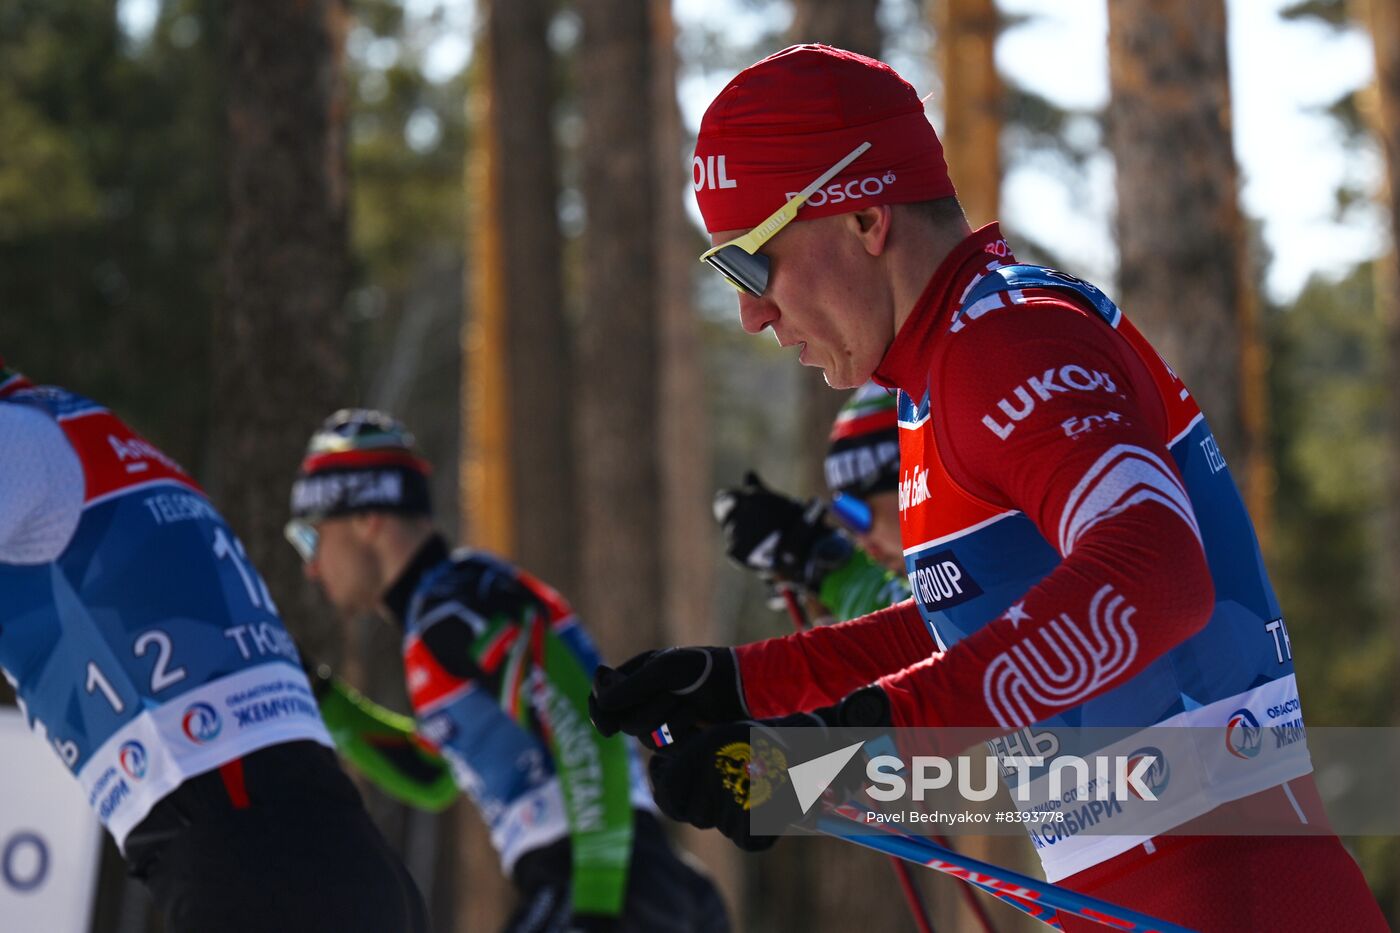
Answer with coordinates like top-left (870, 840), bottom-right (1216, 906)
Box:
top-left (698, 140), bottom-right (872, 297)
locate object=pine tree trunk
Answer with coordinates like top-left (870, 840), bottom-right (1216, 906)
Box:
top-left (935, 0), bottom-right (1002, 228)
top-left (458, 32), bottom-right (512, 928)
top-left (463, 26), bottom-right (514, 570)
top-left (1106, 0), bottom-right (1271, 535)
top-left (1358, 11), bottom-right (1400, 894)
top-left (210, 0), bottom-right (350, 663)
top-left (574, 0), bottom-right (664, 663)
top-left (459, 0), bottom-right (576, 925)
top-left (493, 0), bottom-right (577, 597)
top-left (464, 0), bottom-right (575, 596)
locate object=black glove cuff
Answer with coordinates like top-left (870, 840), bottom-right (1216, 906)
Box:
top-left (836, 684), bottom-right (893, 728)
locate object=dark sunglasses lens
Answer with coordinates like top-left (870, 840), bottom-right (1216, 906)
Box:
top-left (704, 245), bottom-right (769, 297)
top-left (831, 494), bottom-right (873, 535)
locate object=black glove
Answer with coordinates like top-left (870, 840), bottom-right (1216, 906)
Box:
top-left (569, 914), bottom-right (618, 933)
top-left (648, 685), bottom-right (894, 852)
top-left (713, 471), bottom-right (852, 589)
top-left (648, 721), bottom-right (788, 852)
top-left (590, 647), bottom-right (747, 750)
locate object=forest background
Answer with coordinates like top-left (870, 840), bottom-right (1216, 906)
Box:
top-left (2, 0), bottom-right (1398, 929)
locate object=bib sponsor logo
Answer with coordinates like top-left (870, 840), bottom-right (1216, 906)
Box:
top-left (786, 171), bottom-right (896, 209)
top-left (117, 740), bottom-right (148, 780)
top-left (1225, 708), bottom-right (1262, 759)
top-left (908, 550), bottom-right (983, 612)
top-left (1061, 411), bottom-right (1125, 440)
top-left (982, 365), bottom-right (1121, 441)
top-left (898, 466), bottom-right (931, 513)
top-left (1264, 618), bottom-right (1293, 664)
top-left (108, 432), bottom-right (181, 475)
top-left (1272, 717), bottom-right (1306, 749)
top-left (182, 702), bottom-right (222, 744)
top-left (226, 683), bottom-right (317, 730)
top-left (693, 154), bottom-right (738, 190)
top-left (418, 711), bottom-right (458, 749)
top-left (1199, 433), bottom-right (1227, 474)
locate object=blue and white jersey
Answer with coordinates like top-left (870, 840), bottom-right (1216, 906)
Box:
top-left (0, 386), bottom-right (331, 849)
top-left (401, 549), bottom-right (653, 876)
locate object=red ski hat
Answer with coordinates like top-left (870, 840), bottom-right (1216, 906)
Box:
top-left (693, 44), bottom-right (956, 234)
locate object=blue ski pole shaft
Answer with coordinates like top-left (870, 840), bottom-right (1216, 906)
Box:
top-left (815, 807), bottom-right (1198, 933)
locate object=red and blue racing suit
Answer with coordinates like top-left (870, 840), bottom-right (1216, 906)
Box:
top-left (732, 226), bottom-right (1386, 932)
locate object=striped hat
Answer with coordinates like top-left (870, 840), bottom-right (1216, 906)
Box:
top-left (824, 382), bottom-right (900, 498)
top-left (289, 409), bottom-right (432, 521)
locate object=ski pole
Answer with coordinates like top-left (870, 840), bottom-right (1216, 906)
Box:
top-left (773, 581), bottom-right (937, 933)
top-left (775, 580), bottom-right (1010, 933)
top-left (889, 858), bottom-right (936, 933)
top-left (816, 803), bottom-right (1198, 933)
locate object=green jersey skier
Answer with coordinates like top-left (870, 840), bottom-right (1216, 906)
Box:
top-left (286, 409), bottom-right (729, 933)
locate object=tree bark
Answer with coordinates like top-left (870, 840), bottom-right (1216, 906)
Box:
top-left (574, 0), bottom-right (664, 662)
top-left (210, 0), bottom-right (351, 663)
top-left (459, 0), bottom-right (576, 924)
top-left (934, 0), bottom-right (1003, 228)
top-left (495, 0), bottom-right (578, 596)
top-left (464, 0), bottom-right (575, 595)
top-left (1106, 0), bottom-right (1271, 539)
top-left (789, 0), bottom-right (882, 58)
top-left (463, 27), bottom-right (514, 568)
top-left (1357, 0), bottom-right (1400, 810)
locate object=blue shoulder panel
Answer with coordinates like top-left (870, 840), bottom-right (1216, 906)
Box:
top-left (959, 264), bottom-right (1122, 328)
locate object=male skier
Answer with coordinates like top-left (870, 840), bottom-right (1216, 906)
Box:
top-left (0, 358), bottom-right (427, 931)
top-left (287, 408), bottom-right (729, 933)
top-left (714, 381), bottom-right (908, 625)
top-left (590, 45), bottom-right (1387, 932)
